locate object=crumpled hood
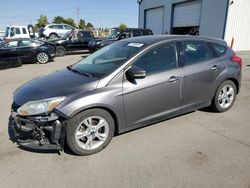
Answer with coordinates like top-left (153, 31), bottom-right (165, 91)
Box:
top-left (13, 69), bottom-right (99, 106)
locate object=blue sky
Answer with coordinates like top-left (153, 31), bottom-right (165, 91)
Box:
top-left (0, 0), bottom-right (138, 29)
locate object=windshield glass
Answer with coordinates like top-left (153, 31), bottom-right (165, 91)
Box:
top-left (4, 27), bottom-right (10, 37)
top-left (73, 41), bottom-right (145, 77)
top-left (62, 31), bottom-right (72, 39)
top-left (107, 29), bottom-right (120, 39)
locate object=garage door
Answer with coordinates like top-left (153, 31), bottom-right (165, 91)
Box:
top-left (145, 7), bottom-right (164, 34)
top-left (173, 1), bottom-right (201, 27)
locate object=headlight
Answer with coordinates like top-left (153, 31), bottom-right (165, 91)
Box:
top-left (96, 41), bottom-right (103, 45)
top-left (17, 97), bottom-right (66, 116)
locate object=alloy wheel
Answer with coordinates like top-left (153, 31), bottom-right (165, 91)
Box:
top-left (218, 85), bottom-right (235, 109)
top-left (74, 116), bottom-right (109, 150)
top-left (37, 52), bottom-right (49, 64)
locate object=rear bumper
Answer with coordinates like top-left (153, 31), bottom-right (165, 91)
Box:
top-left (10, 111), bottom-right (66, 151)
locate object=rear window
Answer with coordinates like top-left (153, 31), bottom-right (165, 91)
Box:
top-left (211, 43), bottom-right (227, 57)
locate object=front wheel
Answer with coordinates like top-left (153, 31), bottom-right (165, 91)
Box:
top-left (36, 52), bottom-right (49, 64)
top-left (66, 109), bottom-right (115, 155)
top-left (211, 80), bottom-right (237, 112)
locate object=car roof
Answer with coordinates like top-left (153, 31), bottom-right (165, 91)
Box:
top-left (122, 35), bottom-right (228, 47)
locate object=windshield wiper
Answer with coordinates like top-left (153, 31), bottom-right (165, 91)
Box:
top-left (67, 65), bottom-right (91, 77)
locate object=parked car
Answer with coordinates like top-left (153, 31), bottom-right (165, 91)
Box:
top-left (39, 24), bottom-right (75, 39)
top-left (0, 29), bottom-right (5, 40)
top-left (88, 28), bottom-right (153, 52)
top-left (0, 38), bottom-right (56, 68)
top-left (49, 29), bottom-right (94, 56)
top-left (11, 35), bottom-right (242, 155)
top-left (3, 25), bottom-right (35, 40)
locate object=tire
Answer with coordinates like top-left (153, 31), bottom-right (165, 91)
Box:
top-left (36, 52), bottom-right (49, 64)
top-left (56, 46), bottom-right (66, 56)
top-left (49, 33), bottom-right (58, 39)
top-left (66, 109), bottom-right (115, 156)
top-left (211, 80), bottom-right (237, 112)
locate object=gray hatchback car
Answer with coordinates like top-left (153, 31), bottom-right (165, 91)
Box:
top-left (11, 35), bottom-right (242, 155)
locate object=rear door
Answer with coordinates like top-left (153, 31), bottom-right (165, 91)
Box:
top-left (178, 40), bottom-right (226, 109)
top-left (123, 42), bottom-right (184, 128)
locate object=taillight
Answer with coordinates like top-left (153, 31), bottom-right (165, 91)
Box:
top-left (230, 54), bottom-right (243, 68)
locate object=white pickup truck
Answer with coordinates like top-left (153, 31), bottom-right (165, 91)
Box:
top-left (3, 25), bottom-right (35, 40)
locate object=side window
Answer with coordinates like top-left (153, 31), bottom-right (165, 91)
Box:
top-left (133, 43), bottom-right (177, 75)
top-left (19, 39), bottom-right (32, 47)
top-left (4, 41), bottom-right (18, 48)
top-left (64, 25), bottom-right (73, 30)
top-left (119, 32), bottom-right (131, 39)
top-left (48, 25), bottom-right (54, 29)
top-left (180, 41), bottom-right (213, 65)
top-left (132, 30), bottom-right (141, 37)
top-left (15, 28), bottom-right (21, 35)
top-left (82, 31), bottom-right (92, 37)
top-left (22, 28), bottom-right (27, 34)
top-left (211, 43), bottom-right (227, 57)
top-left (54, 25), bottom-right (64, 29)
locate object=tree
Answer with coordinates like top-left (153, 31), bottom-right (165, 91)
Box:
top-left (36, 15), bottom-right (49, 28)
top-left (64, 18), bottom-right (77, 28)
top-left (86, 22), bottom-right (94, 28)
top-left (118, 23), bottom-right (127, 30)
top-left (79, 19), bottom-right (86, 29)
top-left (52, 16), bottom-right (65, 24)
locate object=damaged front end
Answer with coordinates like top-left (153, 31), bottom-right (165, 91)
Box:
top-left (10, 102), bottom-right (68, 151)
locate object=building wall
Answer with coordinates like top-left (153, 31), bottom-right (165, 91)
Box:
top-left (224, 0), bottom-right (250, 51)
top-left (139, 0), bottom-right (228, 38)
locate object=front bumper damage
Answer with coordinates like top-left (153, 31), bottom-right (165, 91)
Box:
top-left (10, 109), bottom-right (68, 151)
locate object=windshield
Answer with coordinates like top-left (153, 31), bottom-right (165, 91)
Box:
top-left (73, 41), bottom-right (145, 77)
top-left (107, 29), bottom-right (120, 39)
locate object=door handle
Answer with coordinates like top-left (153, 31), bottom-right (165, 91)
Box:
top-left (167, 76), bottom-right (181, 83)
top-left (212, 65), bottom-right (219, 71)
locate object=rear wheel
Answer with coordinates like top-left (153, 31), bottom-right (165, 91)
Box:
top-left (56, 46), bottom-right (66, 56)
top-left (211, 80), bottom-right (237, 112)
top-left (36, 52), bottom-right (49, 64)
top-left (66, 109), bottom-right (115, 155)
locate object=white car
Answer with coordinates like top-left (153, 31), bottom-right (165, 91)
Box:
top-left (39, 24), bottom-right (75, 38)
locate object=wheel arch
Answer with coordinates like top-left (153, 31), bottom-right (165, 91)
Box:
top-left (70, 106), bottom-right (120, 135)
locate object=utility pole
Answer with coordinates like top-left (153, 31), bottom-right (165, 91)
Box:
top-left (76, 7), bottom-right (80, 27)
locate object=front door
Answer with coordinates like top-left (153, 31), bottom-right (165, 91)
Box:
top-left (123, 42), bottom-right (184, 128)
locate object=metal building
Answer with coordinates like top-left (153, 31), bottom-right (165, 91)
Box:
top-left (138, 0), bottom-right (250, 51)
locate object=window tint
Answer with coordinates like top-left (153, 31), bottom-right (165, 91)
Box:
top-left (132, 30), bottom-right (141, 37)
top-left (4, 41), bottom-right (18, 48)
top-left (15, 28), bottom-right (21, 34)
top-left (142, 30), bottom-right (153, 35)
top-left (64, 25), bottom-right (73, 30)
top-left (133, 43), bottom-right (177, 74)
top-left (19, 39), bottom-right (43, 47)
top-left (22, 28), bottom-right (27, 34)
top-left (180, 41), bottom-right (213, 65)
top-left (211, 43), bottom-right (227, 57)
top-left (48, 25), bottom-right (54, 29)
top-left (54, 25), bottom-right (64, 29)
top-left (119, 32), bottom-right (131, 39)
top-left (82, 31), bottom-right (92, 37)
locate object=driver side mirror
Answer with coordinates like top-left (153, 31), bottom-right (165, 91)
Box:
top-left (126, 66), bottom-right (146, 80)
